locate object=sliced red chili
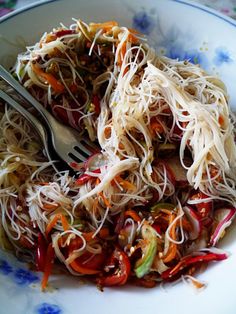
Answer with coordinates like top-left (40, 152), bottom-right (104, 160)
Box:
top-left (98, 248), bottom-right (131, 286)
top-left (191, 191), bottom-right (213, 218)
top-left (55, 29), bottom-right (76, 37)
top-left (36, 233), bottom-right (47, 272)
top-left (75, 168), bottom-right (101, 185)
top-left (152, 223), bottom-right (161, 235)
top-left (70, 251), bottom-right (106, 275)
top-left (161, 251), bottom-right (228, 280)
top-left (41, 243), bottom-right (55, 290)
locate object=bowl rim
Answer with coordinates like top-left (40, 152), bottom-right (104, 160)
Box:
top-left (1, 0), bottom-right (236, 28)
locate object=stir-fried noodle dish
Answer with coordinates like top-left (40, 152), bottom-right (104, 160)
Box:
top-left (1, 20), bottom-right (236, 290)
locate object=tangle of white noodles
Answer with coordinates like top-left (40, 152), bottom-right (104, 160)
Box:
top-left (0, 107), bottom-right (55, 251)
top-left (1, 20), bottom-right (236, 273)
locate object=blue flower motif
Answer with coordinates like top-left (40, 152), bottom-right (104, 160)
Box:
top-left (13, 268), bottom-right (39, 285)
top-left (168, 47), bottom-right (206, 66)
top-left (133, 11), bottom-right (155, 35)
top-left (35, 303), bottom-right (62, 314)
top-left (0, 259), bottom-right (13, 275)
top-left (159, 40), bottom-right (208, 69)
top-left (213, 47), bottom-right (233, 66)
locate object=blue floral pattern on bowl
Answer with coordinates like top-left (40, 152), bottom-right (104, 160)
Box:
top-left (35, 303), bottom-right (62, 314)
top-left (132, 11), bottom-right (155, 35)
top-left (0, 250), bottom-right (64, 314)
top-left (132, 8), bottom-right (234, 71)
top-left (213, 46), bottom-right (233, 66)
top-left (0, 256), bottom-right (40, 286)
top-left (0, 259), bottom-right (13, 275)
top-left (14, 268), bottom-right (39, 286)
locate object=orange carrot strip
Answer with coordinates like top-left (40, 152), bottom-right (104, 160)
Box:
top-left (119, 180), bottom-right (135, 190)
top-left (82, 228), bottom-right (110, 241)
top-left (70, 260), bottom-right (100, 275)
top-left (127, 32), bottom-right (139, 44)
top-left (115, 176), bottom-right (136, 191)
top-left (162, 214), bottom-right (178, 263)
top-left (46, 215), bottom-right (60, 236)
top-left (46, 213), bottom-right (69, 237)
top-left (125, 209), bottom-right (141, 223)
top-left (98, 192), bottom-right (112, 209)
top-left (43, 203), bottom-right (59, 211)
top-left (150, 120), bottom-right (164, 134)
top-left (41, 243), bottom-right (55, 290)
top-left (218, 115), bottom-right (224, 126)
top-left (31, 63), bottom-right (65, 93)
top-left (60, 214), bottom-right (70, 231)
top-left (128, 27), bottom-right (140, 35)
top-left (45, 33), bottom-right (57, 43)
top-left (90, 21), bottom-right (118, 32)
top-left (117, 41), bottom-right (127, 68)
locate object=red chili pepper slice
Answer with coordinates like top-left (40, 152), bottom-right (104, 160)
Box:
top-left (98, 248), bottom-right (131, 286)
top-left (191, 191), bottom-right (213, 218)
top-left (41, 243), bottom-right (55, 290)
top-left (70, 251), bottom-right (106, 275)
top-left (161, 251), bottom-right (228, 280)
top-left (55, 29), bottom-right (76, 37)
top-left (75, 168), bottom-right (101, 185)
top-left (36, 233), bottom-right (47, 272)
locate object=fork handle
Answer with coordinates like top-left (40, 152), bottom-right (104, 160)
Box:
top-left (0, 65), bottom-right (58, 129)
top-left (0, 89), bottom-right (47, 144)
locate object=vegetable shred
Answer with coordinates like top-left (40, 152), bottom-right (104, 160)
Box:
top-left (0, 19), bottom-right (236, 291)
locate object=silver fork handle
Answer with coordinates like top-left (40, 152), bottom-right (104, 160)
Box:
top-left (0, 65), bottom-right (58, 129)
top-left (0, 89), bottom-right (47, 145)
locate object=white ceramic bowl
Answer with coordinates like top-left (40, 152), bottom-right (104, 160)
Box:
top-left (1, 1), bottom-right (236, 314)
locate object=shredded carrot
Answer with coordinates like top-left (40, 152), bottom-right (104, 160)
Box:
top-left (60, 214), bottom-right (70, 231)
top-left (159, 208), bottom-right (173, 215)
top-left (82, 228), bottom-right (110, 241)
top-left (124, 209), bottom-right (141, 222)
top-left (150, 119), bottom-right (164, 134)
top-left (128, 27), bottom-right (140, 34)
top-left (98, 192), bottom-right (112, 208)
top-left (70, 260), bottom-right (100, 275)
top-left (188, 277), bottom-right (206, 289)
top-left (118, 142), bottom-right (125, 150)
top-left (46, 213), bottom-right (69, 237)
top-left (218, 115), bottom-right (224, 126)
top-left (90, 21), bottom-right (118, 32)
top-left (104, 127), bottom-right (111, 139)
top-left (45, 33), bottom-right (57, 43)
top-left (92, 197), bottom-right (99, 215)
top-left (41, 243), bottom-right (55, 291)
top-left (162, 213), bottom-right (178, 263)
top-left (127, 32), bottom-right (139, 44)
top-left (114, 175), bottom-right (136, 191)
top-left (31, 62), bottom-right (65, 93)
top-left (42, 203), bottom-right (59, 211)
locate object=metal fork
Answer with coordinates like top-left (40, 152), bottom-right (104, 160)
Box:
top-left (0, 65), bottom-right (98, 168)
